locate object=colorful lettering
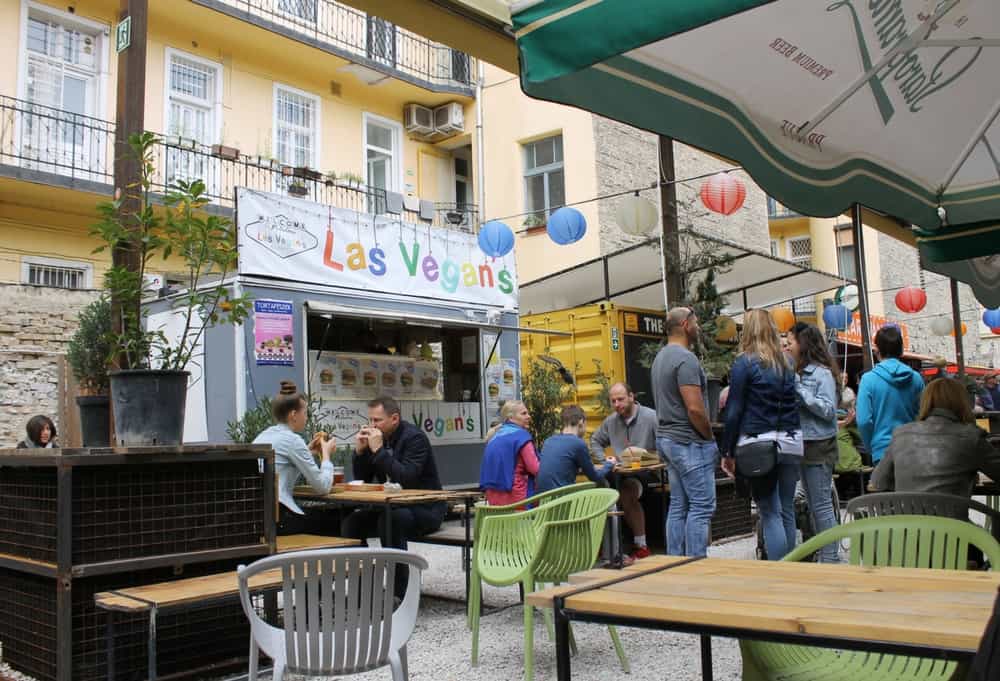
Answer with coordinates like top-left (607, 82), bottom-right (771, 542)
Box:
top-left (498, 269), bottom-right (514, 294)
top-left (441, 260), bottom-right (460, 293)
top-left (399, 241), bottom-right (420, 276)
top-left (461, 263), bottom-right (478, 287)
top-left (434, 417), bottom-right (445, 437)
top-left (346, 242), bottom-right (367, 270)
top-left (422, 255), bottom-right (439, 282)
top-left (478, 263), bottom-right (494, 288)
top-left (323, 228), bottom-right (344, 271)
top-left (368, 247), bottom-right (386, 276)
top-left (466, 416), bottom-right (476, 432)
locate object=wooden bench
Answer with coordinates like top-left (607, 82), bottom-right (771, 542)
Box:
top-left (95, 535), bottom-right (360, 680)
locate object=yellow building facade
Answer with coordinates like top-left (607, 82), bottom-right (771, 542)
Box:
top-left (0, 0), bottom-right (480, 287)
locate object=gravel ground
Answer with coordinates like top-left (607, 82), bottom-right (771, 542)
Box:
top-left (0, 534), bottom-right (757, 681)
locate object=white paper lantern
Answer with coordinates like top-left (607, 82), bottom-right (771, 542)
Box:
top-left (930, 316), bottom-right (953, 336)
top-left (616, 194), bottom-right (658, 236)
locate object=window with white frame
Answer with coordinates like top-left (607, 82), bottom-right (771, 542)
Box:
top-left (786, 236), bottom-right (816, 313)
top-left (769, 239), bottom-right (779, 257)
top-left (365, 116), bottom-right (400, 191)
top-left (21, 256), bottom-right (92, 290)
top-left (524, 135), bottom-right (564, 220)
top-left (165, 50), bottom-right (220, 187)
top-left (275, 86), bottom-right (319, 170)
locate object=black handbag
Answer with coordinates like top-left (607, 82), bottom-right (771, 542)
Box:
top-left (734, 369), bottom-right (787, 478)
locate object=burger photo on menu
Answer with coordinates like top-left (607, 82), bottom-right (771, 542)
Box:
top-left (399, 372), bottom-right (413, 387)
top-left (341, 367), bottom-right (357, 386)
top-left (363, 370), bottom-right (377, 387)
top-left (488, 383), bottom-right (500, 398)
top-left (381, 371), bottom-right (396, 387)
top-left (503, 367), bottom-right (514, 384)
top-left (319, 368), bottom-right (334, 385)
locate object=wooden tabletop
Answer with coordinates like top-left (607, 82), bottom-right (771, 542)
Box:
top-left (614, 462), bottom-right (666, 475)
top-left (295, 485), bottom-right (464, 505)
top-left (528, 556), bottom-right (1000, 653)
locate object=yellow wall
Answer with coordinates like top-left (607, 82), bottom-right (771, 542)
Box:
top-left (481, 63), bottom-right (601, 283)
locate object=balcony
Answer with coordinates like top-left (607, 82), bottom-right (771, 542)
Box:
top-left (0, 96), bottom-right (477, 231)
top-left (195, 0), bottom-right (476, 95)
top-left (767, 196), bottom-right (799, 219)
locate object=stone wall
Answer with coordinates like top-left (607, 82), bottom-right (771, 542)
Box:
top-left (874, 233), bottom-right (993, 366)
top-left (0, 284), bottom-right (100, 446)
top-left (591, 115), bottom-right (770, 255)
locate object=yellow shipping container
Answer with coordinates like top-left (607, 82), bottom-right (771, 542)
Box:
top-left (520, 303), bottom-right (667, 436)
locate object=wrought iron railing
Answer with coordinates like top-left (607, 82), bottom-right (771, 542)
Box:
top-left (0, 96), bottom-right (477, 230)
top-left (766, 196), bottom-right (799, 219)
top-left (207, 0), bottom-right (475, 90)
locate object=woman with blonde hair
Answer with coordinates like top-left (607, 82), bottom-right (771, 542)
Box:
top-left (721, 309), bottom-right (802, 560)
top-left (872, 377), bottom-right (1000, 496)
top-left (479, 400), bottom-right (540, 505)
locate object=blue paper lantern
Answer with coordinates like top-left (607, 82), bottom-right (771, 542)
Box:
top-left (477, 221), bottom-right (514, 258)
top-left (822, 303), bottom-right (850, 331)
top-left (546, 207), bottom-right (587, 245)
top-left (983, 308), bottom-right (1000, 329)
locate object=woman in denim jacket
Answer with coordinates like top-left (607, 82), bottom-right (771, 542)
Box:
top-left (787, 323), bottom-right (840, 562)
top-left (722, 310), bottom-right (802, 560)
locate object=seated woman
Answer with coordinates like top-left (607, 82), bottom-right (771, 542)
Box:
top-left (479, 400), bottom-right (539, 505)
top-left (17, 414), bottom-right (59, 449)
top-left (871, 377), bottom-right (1000, 496)
top-left (253, 381), bottom-right (336, 535)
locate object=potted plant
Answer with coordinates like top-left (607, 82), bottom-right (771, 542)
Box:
top-left (523, 213), bottom-right (546, 231)
top-left (66, 297), bottom-right (113, 447)
top-left (293, 167), bottom-right (323, 182)
top-left (324, 171), bottom-right (338, 187)
top-left (210, 142), bottom-right (240, 161)
top-left (91, 131), bottom-right (251, 445)
top-left (288, 180), bottom-right (308, 197)
top-left (335, 172), bottom-right (365, 190)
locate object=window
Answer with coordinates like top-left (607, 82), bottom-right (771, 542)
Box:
top-left (366, 16), bottom-right (397, 66)
top-left (769, 239), bottom-right (779, 257)
top-left (524, 135), bottom-right (564, 219)
top-left (837, 244), bottom-right (857, 281)
top-left (165, 50), bottom-right (221, 187)
top-left (275, 85), bottom-right (320, 170)
top-left (455, 156), bottom-right (470, 208)
top-left (364, 114), bottom-right (401, 212)
top-left (786, 236), bottom-right (816, 314)
top-left (21, 257), bottom-right (92, 289)
top-left (277, 0), bottom-right (317, 22)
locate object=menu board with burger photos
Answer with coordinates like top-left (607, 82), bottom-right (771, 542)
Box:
top-left (312, 352), bottom-right (441, 401)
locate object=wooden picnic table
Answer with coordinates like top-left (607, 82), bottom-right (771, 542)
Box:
top-left (605, 462), bottom-right (666, 567)
top-left (529, 555), bottom-right (1000, 681)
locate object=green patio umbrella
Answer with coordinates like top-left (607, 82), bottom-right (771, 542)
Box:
top-left (512, 0), bottom-right (1000, 307)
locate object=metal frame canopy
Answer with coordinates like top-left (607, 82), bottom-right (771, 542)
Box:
top-left (511, 0), bottom-right (1000, 304)
top-left (519, 228), bottom-right (848, 316)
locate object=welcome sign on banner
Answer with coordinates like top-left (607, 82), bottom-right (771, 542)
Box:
top-left (236, 188), bottom-right (517, 307)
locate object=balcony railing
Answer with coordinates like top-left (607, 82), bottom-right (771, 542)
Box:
top-left (205, 0), bottom-right (475, 91)
top-left (0, 96), bottom-right (477, 231)
top-left (766, 196), bottom-right (799, 219)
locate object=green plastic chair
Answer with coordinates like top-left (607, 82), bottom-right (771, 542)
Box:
top-left (741, 515), bottom-right (1000, 681)
top-left (469, 487), bottom-right (628, 681)
top-left (466, 481), bottom-right (596, 627)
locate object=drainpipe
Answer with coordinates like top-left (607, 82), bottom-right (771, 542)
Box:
top-left (475, 59), bottom-right (486, 227)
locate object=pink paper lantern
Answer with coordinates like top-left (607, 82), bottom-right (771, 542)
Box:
top-left (894, 286), bottom-right (927, 314)
top-left (700, 173), bottom-right (746, 215)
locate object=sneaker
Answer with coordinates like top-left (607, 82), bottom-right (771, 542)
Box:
top-left (629, 545), bottom-right (651, 561)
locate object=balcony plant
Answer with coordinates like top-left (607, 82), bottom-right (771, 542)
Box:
top-left (293, 167), bottom-right (323, 182)
top-left (288, 179), bottom-right (309, 197)
top-left (523, 213), bottom-right (546, 231)
top-left (335, 171), bottom-right (365, 190)
top-left (66, 296), bottom-right (113, 446)
top-left (91, 131), bottom-right (251, 445)
top-left (210, 143), bottom-right (240, 161)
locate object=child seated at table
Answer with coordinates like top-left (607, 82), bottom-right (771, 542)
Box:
top-left (536, 405), bottom-right (617, 494)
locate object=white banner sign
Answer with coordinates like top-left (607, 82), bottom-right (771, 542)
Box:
top-left (237, 188), bottom-right (517, 307)
top-left (320, 400), bottom-right (482, 445)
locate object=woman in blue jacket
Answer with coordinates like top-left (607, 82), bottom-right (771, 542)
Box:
top-left (787, 322), bottom-right (840, 562)
top-left (722, 310), bottom-right (802, 560)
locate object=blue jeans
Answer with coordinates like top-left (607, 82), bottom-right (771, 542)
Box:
top-left (801, 461), bottom-right (839, 562)
top-left (752, 454), bottom-right (800, 561)
top-left (658, 437), bottom-right (718, 557)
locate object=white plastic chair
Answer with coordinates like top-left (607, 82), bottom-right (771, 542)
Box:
top-left (237, 548), bottom-right (428, 681)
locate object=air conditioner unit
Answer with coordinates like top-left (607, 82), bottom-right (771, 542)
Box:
top-left (404, 103), bottom-right (434, 136)
top-left (434, 102), bottom-right (465, 135)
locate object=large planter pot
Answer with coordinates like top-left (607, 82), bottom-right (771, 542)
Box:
top-left (76, 395), bottom-right (110, 447)
top-left (109, 370), bottom-right (189, 445)
top-left (706, 376), bottom-right (723, 423)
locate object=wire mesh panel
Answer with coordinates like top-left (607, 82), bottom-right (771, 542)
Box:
top-left (0, 568), bottom-right (57, 680)
top-left (0, 468), bottom-right (58, 563)
top-left (72, 460), bottom-right (266, 564)
top-left (711, 487), bottom-right (753, 541)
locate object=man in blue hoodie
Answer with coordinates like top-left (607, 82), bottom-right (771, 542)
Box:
top-left (856, 325), bottom-right (924, 463)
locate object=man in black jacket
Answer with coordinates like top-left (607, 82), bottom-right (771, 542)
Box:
top-left (342, 395), bottom-right (447, 552)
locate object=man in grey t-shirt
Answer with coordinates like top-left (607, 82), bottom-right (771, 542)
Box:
top-left (651, 307), bottom-right (718, 557)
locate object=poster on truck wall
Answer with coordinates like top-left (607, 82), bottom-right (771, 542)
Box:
top-left (253, 299), bottom-right (295, 366)
top-left (236, 188), bottom-right (518, 308)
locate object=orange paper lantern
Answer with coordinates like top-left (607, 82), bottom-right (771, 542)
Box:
top-left (700, 173), bottom-right (746, 215)
top-left (715, 315), bottom-right (737, 342)
top-left (950, 322), bottom-right (968, 336)
top-left (770, 308), bottom-right (795, 333)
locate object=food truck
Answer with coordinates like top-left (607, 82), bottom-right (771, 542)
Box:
top-left (147, 187), bottom-right (523, 486)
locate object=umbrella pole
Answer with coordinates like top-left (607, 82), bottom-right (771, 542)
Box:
top-left (850, 204), bottom-right (875, 371)
top-left (950, 278), bottom-right (966, 378)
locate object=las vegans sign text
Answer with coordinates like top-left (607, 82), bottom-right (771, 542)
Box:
top-left (236, 188), bottom-right (517, 307)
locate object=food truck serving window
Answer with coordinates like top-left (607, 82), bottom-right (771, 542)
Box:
top-left (306, 310), bottom-right (484, 444)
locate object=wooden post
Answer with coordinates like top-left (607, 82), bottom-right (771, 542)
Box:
top-left (950, 278), bottom-right (966, 378)
top-left (658, 136), bottom-right (683, 306)
top-left (850, 204), bottom-right (874, 371)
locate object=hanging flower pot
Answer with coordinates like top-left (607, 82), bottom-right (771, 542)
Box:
top-left (894, 286), bottom-right (927, 314)
top-left (700, 173), bottom-right (746, 215)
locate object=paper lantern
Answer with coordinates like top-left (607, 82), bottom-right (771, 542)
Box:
top-left (616, 194), bottom-right (658, 236)
top-left (715, 315), bottom-right (737, 342)
top-left (546, 206), bottom-right (587, 245)
top-left (950, 322), bottom-right (968, 337)
top-left (991, 328), bottom-right (1000, 335)
top-left (477, 220), bottom-right (514, 257)
top-left (894, 286), bottom-right (927, 314)
top-left (983, 308), bottom-right (1000, 329)
top-left (771, 308), bottom-right (795, 333)
top-left (700, 173), bottom-right (746, 215)
top-left (822, 303), bottom-right (850, 331)
top-left (930, 317), bottom-right (953, 336)
top-left (836, 284), bottom-right (859, 311)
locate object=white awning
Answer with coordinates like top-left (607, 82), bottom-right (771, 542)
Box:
top-left (519, 229), bottom-right (849, 316)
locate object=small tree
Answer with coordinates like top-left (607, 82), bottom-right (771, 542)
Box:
top-left (691, 267), bottom-right (736, 378)
top-left (66, 297), bottom-right (113, 395)
top-left (592, 359), bottom-right (613, 418)
top-left (521, 357), bottom-right (575, 448)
